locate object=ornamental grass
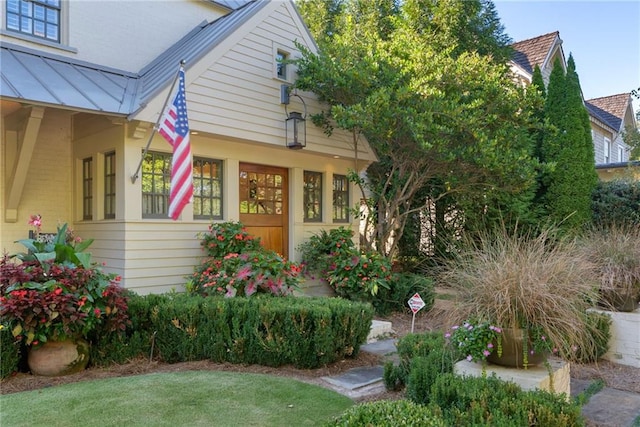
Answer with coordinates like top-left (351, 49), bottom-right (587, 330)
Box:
top-left (440, 226), bottom-right (602, 361)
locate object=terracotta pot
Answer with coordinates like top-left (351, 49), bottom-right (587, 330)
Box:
top-left (28, 338), bottom-right (90, 376)
top-left (486, 328), bottom-right (546, 369)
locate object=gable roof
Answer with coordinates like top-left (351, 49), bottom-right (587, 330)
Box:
top-left (133, 0), bottom-right (267, 116)
top-left (511, 31), bottom-right (561, 75)
top-left (0, 0), bottom-right (267, 116)
top-left (585, 94), bottom-right (631, 131)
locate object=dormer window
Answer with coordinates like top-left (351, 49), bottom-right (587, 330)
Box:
top-left (6, 0), bottom-right (60, 42)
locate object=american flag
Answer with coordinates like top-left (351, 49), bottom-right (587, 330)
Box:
top-left (158, 68), bottom-right (193, 220)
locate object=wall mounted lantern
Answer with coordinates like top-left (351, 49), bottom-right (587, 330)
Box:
top-left (281, 84), bottom-right (307, 150)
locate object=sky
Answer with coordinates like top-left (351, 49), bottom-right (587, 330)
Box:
top-left (493, 1), bottom-right (640, 114)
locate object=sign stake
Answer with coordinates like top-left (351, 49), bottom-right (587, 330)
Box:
top-left (407, 293), bottom-right (426, 333)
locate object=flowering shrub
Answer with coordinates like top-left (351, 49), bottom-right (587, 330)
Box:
top-left (298, 227), bottom-right (391, 301)
top-left (198, 221), bottom-right (262, 259)
top-left (0, 218), bottom-right (129, 346)
top-left (188, 222), bottom-right (302, 297)
top-left (446, 321), bottom-right (502, 363)
top-left (328, 250), bottom-right (392, 300)
top-left (298, 227), bottom-right (356, 278)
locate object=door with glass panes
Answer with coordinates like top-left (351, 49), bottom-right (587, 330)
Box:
top-left (239, 163), bottom-right (288, 257)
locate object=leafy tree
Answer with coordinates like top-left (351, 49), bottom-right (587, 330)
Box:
top-left (294, 0), bottom-right (540, 257)
top-left (623, 126), bottom-right (640, 160)
top-left (402, 0), bottom-right (513, 62)
top-left (294, 0), bottom-right (345, 44)
top-left (623, 89), bottom-right (640, 159)
top-left (539, 56), bottom-right (598, 231)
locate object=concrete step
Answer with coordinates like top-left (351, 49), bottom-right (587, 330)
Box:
top-left (367, 320), bottom-right (393, 343)
top-left (321, 365), bottom-right (386, 398)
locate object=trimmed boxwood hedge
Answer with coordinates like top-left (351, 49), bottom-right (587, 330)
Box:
top-left (90, 293), bottom-right (374, 369)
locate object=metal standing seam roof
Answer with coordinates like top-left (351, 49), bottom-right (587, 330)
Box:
top-left (210, 0), bottom-right (253, 10)
top-left (0, 0), bottom-right (267, 116)
top-left (0, 43), bottom-right (138, 114)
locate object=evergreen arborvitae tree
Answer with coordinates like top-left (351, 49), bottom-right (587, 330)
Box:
top-left (530, 65), bottom-right (547, 213)
top-left (541, 55), bottom-right (597, 231)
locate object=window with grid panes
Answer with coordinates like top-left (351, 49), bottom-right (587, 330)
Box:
top-left (82, 157), bottom-right (93, 220)
top-left (332, 174), bottom-right (349, 223)
top-left (303, 171), bottom-right (322, 222)
top-left (104, 152), bottom-right (116, 219)
top-left (6, 0), bottom-right (60, 42)
top-left (141, 151), bottom-right (171, 218)
top-left (193, 158), bottom-right (223, 219)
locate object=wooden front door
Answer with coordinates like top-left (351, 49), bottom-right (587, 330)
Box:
top-left (239, 163), bottom-right (288, 257)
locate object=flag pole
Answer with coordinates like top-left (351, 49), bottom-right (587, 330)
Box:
top-left (131, 60), bottom-right (186, 184)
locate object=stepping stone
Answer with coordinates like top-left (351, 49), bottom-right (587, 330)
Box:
top-left (322, 365), bottom-right (385, 391)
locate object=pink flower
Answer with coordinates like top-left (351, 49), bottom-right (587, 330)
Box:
top-left (28, 214), bottom-right (42, 228)
top-left (483, 350), bottom-right (490, 357)
top-left (487, 343), bottom-right (494, 348)
top-left (466, 355), bottom-right (473, 361)
top-left (444, 333), bottom-right (451, 338)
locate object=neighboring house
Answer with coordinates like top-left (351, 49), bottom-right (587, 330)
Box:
top-left (509, 32), bottom-right (637, 171)
top-left (510, 31), bottom-right (566, 87)
top-left (595, 160), bottom-right (640, 182)
top-left (0, 0), bottom-right (377, 294)
top-left (586, 94), bottom-right (636, 166)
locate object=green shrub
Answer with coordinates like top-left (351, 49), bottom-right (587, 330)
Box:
top-left (298, 227), bottom-right (356, 277)
top-left (592, 179), bottom-right (640, 228)
top-left (89, 292), bottom-right (156, 366)
top-left (564, 311), bottom-right (611, 364)
top-left (325, 399), bottom-right (447, 427)
top-left (94, 293), bottom-right (373, 369)
top-left (430, 373), bottom-right (584, 426)
top-left (373, 272), bottom-right (435, 316)
top-left (406, 354), bottom-right (451, 405)
top-left (384, 331), bottom-right (454, 391)
top-left (298, 227), bottom-right (392, 303)
top-left (1, 324), bottom-right (21, 378)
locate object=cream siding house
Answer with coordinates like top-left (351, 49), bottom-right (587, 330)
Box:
top-left (1, 0), bottom-right (377, 294)
top-left (509, 32), bottom-right (637, 171)
top-left (586, 94), bottom-right (636, 165)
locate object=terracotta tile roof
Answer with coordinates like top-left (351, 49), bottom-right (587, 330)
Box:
top-left (511, 31), bottom-right (560, 74)
top-left (585, 94), bottom-right (630, 131)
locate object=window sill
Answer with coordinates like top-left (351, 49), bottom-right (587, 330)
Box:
top-left (1, 30), bottom-right (78, 54)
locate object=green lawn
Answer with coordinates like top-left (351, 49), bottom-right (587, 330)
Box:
top-left (0, 371), bottom-right (353, 426)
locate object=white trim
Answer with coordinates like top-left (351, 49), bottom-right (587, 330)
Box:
top-left (604, 137), bottom-right (611, 163)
